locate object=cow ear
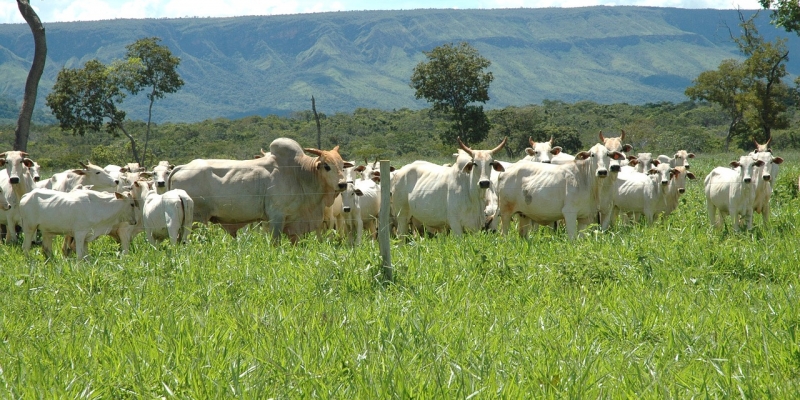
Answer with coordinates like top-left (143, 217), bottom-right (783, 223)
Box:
top-left (755, 160), bottom-right (765, 167)
top-left (652, 159), bottom-right (660, 166)
top-left (575, 151), bottom-right (591, 160)
top-left (524, 148), bottom-right (535, 156)
top-left (629, 159), bottom-right (639, 166)
top-left (342, 161), bottom-right (354, 168)
top-left (647, 168), bottom-right (658, 175)
top-left (670, 168), bottom-right (680, 177)
top-left (492, 161), bottom-right (505, 172)
top-left (0, 159), bottom-right (6, 167)
top-left (622, 144), bottom-right (633, 153)
top-left (371, 176), bottom-right (381, 183)
top-left (688, 153), bottom-right (696, 158)
top-left (687, 172), bottom-right (697, 180)
top-left (354, 189), bottom-right (364, 196)
top-left (611, 152), bottom-right (624, 160)
top-left (139, 172), bottom-right (152, 179)
top-left (389, 166), bottom-right (396, 172)
top-left (729, 161), bottom-right (741, 168)
top-left (114, 192), bottom-right (124, 200)
top-left (462, 162), bottom-right (475, 173)
top-left (169, 164), bottom-right (175, 169)
top-left (120, 167), bottom-right (130, 173)
top-left (72, 169), bottom-right (87, 175)
top-left (23, 158), bottom-right (34, 168)
top-left (551, 146), bottom-right (562, 155)
top-left (355, 165), bottom-right (366, 172)
top-left (773, 157), bottom-right (784, 164)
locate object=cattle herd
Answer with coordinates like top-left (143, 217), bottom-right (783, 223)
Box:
top-left (0, 133), bottom-right (786, 260)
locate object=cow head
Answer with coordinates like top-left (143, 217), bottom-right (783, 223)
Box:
top-left (340, 181), bottom-right (365, 214)
top-left (648, 162), bottom-right (674, 188)
top-left (151, 161), bottom-right (175, 189)
top-left (576, 143), bottom-right (625, 178)
top-left (754, 137), bottom-right (772, 153)
top-left (524, 136), bottom-right (561, 163)
top-left (0, 151), bottom-right (34, 186)
top-left (304, 145), bottom-right (354, 197)
top-left (671, 166), bottom-right (696, 194)
top-left (115, 191), bottom-right (139, 226)
top-left (730, 156), bottom-right (765, 184)
top-left (599, 130), bottom-right (633, 172)
top-left (672, 150), bottom-right (696, 170)
top-left (457, 137), bottom-right (507, 189)
top-left (751, 150), bottom-right (783, 182)
top-left (76, 161), bottom-right (119, 192)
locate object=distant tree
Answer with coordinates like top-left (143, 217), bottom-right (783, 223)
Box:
top-left (410, 42), bottom-right (493, 146)
top-left (685, 60), bottom-right (749, 150)
top-left (14, 0), bottom-right (46, 152)
top-left (759, 0), bottom-right (800, 35)
top-left (46, 37), bottom-right (183, 165)
top-left (117, 37), bottom-right (184, 166)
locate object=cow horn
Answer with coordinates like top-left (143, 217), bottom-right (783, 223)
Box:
top-left (79, 161), bottom-right (89, 169)
top-left (765, 137), bottom-right (771, 146)
top-left (304, 148), bottom-right (323, 156)
top-left (490, 137), bottom-right (508, 154)
top-left (20, 152), bottom-right (29, 157)
top-left (598, 130), bottom-right (605, 142)
top-left (754, 138), bottom-right (761, 147)
top-left (457, 137), bottom-right (474, 157)
top-left (549, 136), bottom-right (554, 146)
top-left (529, 136), bottom-right (535, 147)
top-left (260, 148), bottom-right (267, 156)
top-left (620, 129), bottom-right (626, 141)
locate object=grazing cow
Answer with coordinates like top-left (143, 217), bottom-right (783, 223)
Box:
top-left (606, 162), bottom-right (675, 227)
top-left (168, 138), bottom-right (353, 242)
top-left (20, 188), bottom-right (137, 259)
top-left (340, 179), bottom-right (381, 244)
top-left (657, 150), bottom-right (696, 170)
top-left (496, 143), bottom-right (625, 240)
top-left (0, 151), bottom-right (36, 242)
top-left (131, 181), bottom-right (194, 246)
top-left (391, 137), bottom-right (507, 236)
top-left (151, 161), bottom-right (175, 194)
top-left (751, 150), bottom-right (784, 227)
top-left (704, 155), bottom-right (764, 231)
top-left (38, 161), bottom-right (119, 192)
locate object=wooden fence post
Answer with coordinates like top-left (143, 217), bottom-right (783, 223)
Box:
top-left (379, 160), bottom-right (393, 282)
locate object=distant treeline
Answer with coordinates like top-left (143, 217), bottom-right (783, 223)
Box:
top-left (2, 100), bottom-right (798, 172)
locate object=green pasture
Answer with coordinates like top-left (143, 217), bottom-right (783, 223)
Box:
top-left (0, 152), bottom-right (799, 398)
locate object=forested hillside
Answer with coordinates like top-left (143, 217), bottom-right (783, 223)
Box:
top-left (0, 7), bottom-right (798, 123)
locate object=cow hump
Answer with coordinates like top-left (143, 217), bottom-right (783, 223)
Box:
top-left (269, 138), bottom-right (305, 164)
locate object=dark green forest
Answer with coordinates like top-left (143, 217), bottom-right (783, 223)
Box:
top-left (3, 100), bottom-right (798, 172)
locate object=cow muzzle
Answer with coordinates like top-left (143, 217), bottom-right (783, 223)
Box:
top-left (9, 177), bottom-right (19, 184)
top-left (678, 188), bottom-right (685, 194)
top-left (610, 165), bottom-right (621, 173)
top-left (338, 182), bottom-right (347, 190)
top-left (542, 160), bottom-right (551, 164)
top-left (157, 181), bottom-right (166, 187)
top-left (597, 170), bottom-right (608, 177)
top-left (33, 177), bottom-right (40, 182)
top-left (744, 178), bottom-right (752, 183)
top-left (763, 175), bottom-right (771, 181)
top-left (479, 180), bottom-right (491, 189)
top-left (343, 206), bottom-right (351, 213)
top-left (661, 180), bottom-right (669, 186)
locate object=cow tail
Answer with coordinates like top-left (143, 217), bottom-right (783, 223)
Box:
top-left (178, 192), bottom-right (194, 244)
top-left (166, 165), bottom-right (182, 191)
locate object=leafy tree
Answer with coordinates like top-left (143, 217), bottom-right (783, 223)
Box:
top-left (14, 0), bottom-right (46, 152)
top-left (410, 42), bottom-right (493, 146)
top-left (759, 0), bottom-right (800, 35)
top-left (118, 37), bottom-right (184, 166)
top-left (45, 37), bottom-right (183, 165)
top-left (685, 59), bottom-right (749, 150)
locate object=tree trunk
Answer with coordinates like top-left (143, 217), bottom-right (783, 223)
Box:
top-left (118, 122), bottom-right (141, 164)
top-left (14, 0), bottom-right (47, 152)
top-left (142, 88), bottom-right (156, 168)
top-left (312, 95), bottom-right (321, 149)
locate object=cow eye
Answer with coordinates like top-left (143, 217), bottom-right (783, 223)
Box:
top-left (96, 171), bottom-right (100, 174)
top-left (324, 164), bottom-right (331, 171)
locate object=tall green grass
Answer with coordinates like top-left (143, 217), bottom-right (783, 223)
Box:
top-left (0, 152), bottom-right (799, 397)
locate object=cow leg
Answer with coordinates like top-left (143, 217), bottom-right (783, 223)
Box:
top-left (62, 235), bottom-right (75, 256)
top-left (517, 215), bottom-right (531, 238)
top-left (563, 212), bottom-right (579, 240)
top-left (355, 218), bottom-right (364, 245)
top-left (74, 232), bottom-right (89, 260)
top-left (41, 233), bottom-right (55, 259)
top-left (5, 214), bottom-right (16, 243)
top-left (22, 223), bottom-right (36, 256)
top-left (707, 202), bottom-right (719, 229)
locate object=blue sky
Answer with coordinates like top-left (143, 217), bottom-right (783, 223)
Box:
top-left (1, 0), bottom-right (763, 24)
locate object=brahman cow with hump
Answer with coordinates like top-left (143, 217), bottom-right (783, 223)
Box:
top-left (496, 143), bottom-right (625, 240)
top-left (391, 137), bottom-right (507, 236)
top-left (704, 155), bottom-right (764, 231)
top-left (168, 137), bottom-right (353, 242)
top-left (20, 188), bottom-right (137, 259)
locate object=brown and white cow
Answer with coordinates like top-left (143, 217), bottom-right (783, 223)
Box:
top-left (496, 143), bottom-right (625, 240)
top-left (20, 188), bottom-right (137, 259)
top-left (391, 137), bottom-right (506, 236)
top-left (168, 137), bottom-right (353, 242)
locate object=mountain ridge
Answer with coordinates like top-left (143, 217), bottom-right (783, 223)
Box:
top-left (0, 6), bottom-right (797, 123)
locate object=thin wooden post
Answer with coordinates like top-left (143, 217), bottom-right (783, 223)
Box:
top-left (379, 160), bottom-right (393, 282)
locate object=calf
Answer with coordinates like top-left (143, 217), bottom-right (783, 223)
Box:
top-left (704, 155), bottom-right (764, 231)
top-left (21, 188), bottom-right (137, 259)
top-left (607, 162), bottom-right (674, 227)
top-left (131, 181), bottom-right (194, 246)
top-left (340, 179), bottom-right (381, 245)
top-left (151, 161), bottom-right (174, 194)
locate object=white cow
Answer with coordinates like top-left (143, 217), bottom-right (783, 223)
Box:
top-left (391, 137), bottom-right (507, 236)
top-left (496, 143), bottom-right (624, 240)
top-left (607, 162), bottom-right (675, 227)
top-left (151, 161), bottom-right (175, 194)
top-left (704, 155), bottom-right (764, 231)
top-left (20, 188), bottom-right (137, 259)
top-left (340, 179), bottom-right (381, 244)
top-left (168, 138), bottom-right (353, 242)
top-left (0, 151), bottom-right (37, 242)
top-left (28, 161), bottom-right (41, 183)
top-left (523, 137), bottom-right (562, 163)
top-left (751, 150), bottom-right (784, 227)
top-left (753, 138), bottom-right (771, 153)
top-left (653, 166), bottom-right (696, 219)
top-left (657, 150), bottom-right (695, 170)
top-left (131, 181), bottom-right (194, 246)
top-left (104, 164), bottom-right (122, 184)
top-left (599, 130), bottom-right (633, 172)
top-left (38, 161), bottom-right (119, 192)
